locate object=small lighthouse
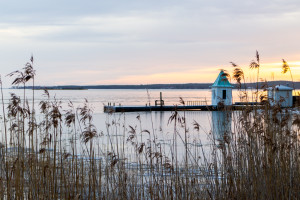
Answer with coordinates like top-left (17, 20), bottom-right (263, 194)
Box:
top-left (211, 70), bottom-right (233, 107)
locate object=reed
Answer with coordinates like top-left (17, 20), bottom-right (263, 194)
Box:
top-left (0, 56), bottom-right (299, 199)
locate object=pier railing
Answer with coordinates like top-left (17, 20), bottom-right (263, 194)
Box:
top-left (185, 100), bottom-right (208, 106)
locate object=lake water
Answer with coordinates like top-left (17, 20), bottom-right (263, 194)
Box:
top-left (0, 89), bottom-right (245, 162)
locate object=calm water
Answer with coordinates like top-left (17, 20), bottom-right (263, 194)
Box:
top-left (1, 89), bottom-right (240, 162)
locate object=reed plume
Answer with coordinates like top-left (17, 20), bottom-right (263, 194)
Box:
top-left (282, 59), bottom-right (295, 89)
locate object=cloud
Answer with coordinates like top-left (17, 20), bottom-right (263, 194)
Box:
top-left (1, 0), bottom-right (300, 87)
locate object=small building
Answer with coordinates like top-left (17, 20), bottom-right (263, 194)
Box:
top-left (211, 70), bottom-right (234, 107)
top-left (268, 85), bottom-right (293, 107)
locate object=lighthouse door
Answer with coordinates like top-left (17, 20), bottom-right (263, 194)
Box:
top-left (222, 90), bottom-right (226, 99)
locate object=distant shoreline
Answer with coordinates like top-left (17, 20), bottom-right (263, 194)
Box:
top-left (11, 81), bottom-right (298, 90)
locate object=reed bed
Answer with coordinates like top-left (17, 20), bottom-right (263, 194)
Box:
top-left (0, 57), bottom-right (300, 199)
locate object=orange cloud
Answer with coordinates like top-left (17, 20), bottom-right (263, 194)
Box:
top-left (98, 61), bottom-right (300, 85)
top-left (241, 61), bottom-right (300, 82)
top-left (92, 67), bottom-right (222, 85)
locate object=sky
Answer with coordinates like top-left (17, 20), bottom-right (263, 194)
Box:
top-left (0, 0), bottom-right (300, 87)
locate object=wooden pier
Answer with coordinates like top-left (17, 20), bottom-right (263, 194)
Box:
top-left (104, 105), bottom-right (214, 113)
top-left (103, 103), bottom-right (261, 113)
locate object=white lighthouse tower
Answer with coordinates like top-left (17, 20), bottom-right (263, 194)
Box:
top-left (211, 70), bottom-right (233, 107)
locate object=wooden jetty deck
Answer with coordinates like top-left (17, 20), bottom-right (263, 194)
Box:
top-left (104, 105), bottom-right (213, 113)
top-left (103, 104), bottom-right (260, 113)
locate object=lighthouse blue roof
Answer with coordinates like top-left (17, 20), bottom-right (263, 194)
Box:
top-left (211, 70), bottom-right (233, 88)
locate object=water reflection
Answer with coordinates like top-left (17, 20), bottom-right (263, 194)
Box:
top-left (212, 111), bottom-right (232, 143)
top-left (154, 111), bottom-right (165, 130)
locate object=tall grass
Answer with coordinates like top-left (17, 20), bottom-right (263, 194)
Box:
top-left (0, 57), bottom-right (299, 199)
